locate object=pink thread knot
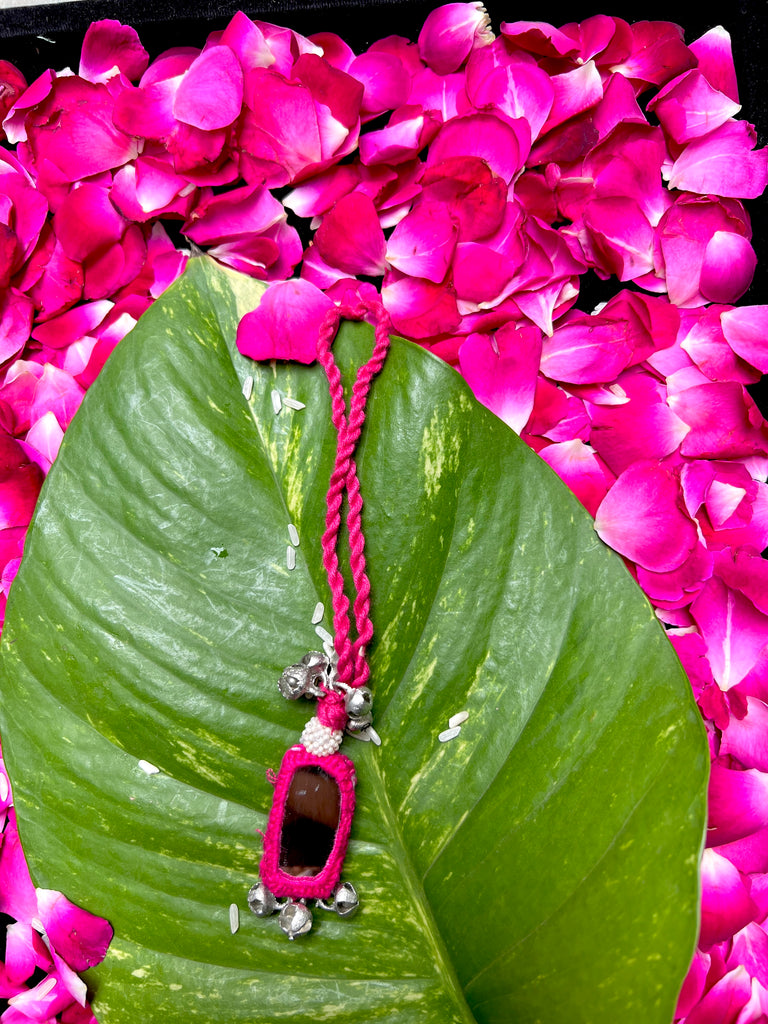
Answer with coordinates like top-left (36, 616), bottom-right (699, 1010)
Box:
top-left (317, 691), bottom-right (348, 732)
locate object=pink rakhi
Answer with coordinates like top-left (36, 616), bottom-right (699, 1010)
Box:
top-left (246, 292), bottom-right (391, 938)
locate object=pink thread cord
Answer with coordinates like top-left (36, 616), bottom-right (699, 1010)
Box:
top-left (315, 296), bottom-right (392, 690)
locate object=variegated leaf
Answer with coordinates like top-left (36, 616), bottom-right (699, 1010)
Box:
top-left (0, 257), bottom-right (707, 1023)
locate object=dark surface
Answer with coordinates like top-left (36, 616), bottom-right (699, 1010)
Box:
top-left (0, 0), bottom-right (765, 406)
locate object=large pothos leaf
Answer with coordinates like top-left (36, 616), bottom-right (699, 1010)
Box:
top-left (0, 257), bottom-right (707, 1023)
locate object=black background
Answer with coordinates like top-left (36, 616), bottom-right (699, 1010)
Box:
top-left (0, 0), bottom-right (766, 407)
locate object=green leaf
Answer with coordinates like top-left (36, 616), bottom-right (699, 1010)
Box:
top-left (0, 257), bottom-right (708, 1023)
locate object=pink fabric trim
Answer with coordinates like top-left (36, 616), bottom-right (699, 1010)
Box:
top-left (259, 745), bottom-right (357, 899)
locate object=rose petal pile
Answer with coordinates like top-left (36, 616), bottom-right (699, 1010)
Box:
top-left (0, 6), bottom-right (767, 1021)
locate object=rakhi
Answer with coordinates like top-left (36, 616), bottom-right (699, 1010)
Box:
top-left (246, 292), bottom-right (392, 938)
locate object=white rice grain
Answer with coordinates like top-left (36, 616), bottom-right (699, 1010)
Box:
top-left (438, 727), bottom-right (461, 743)
top-left (448, 711), bottom-right (469, 729)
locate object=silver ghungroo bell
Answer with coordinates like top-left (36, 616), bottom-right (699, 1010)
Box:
top-left (279, 900), bottom-right (313, 939)
top-left (277, 652), bottom-right (329, 700)
top-left (332, 882), bottom-right (360, 918)
top-left (247, 881), bottom-right (283, 917)
top-left (345, 712), bottom-right (373, 733)
top-left (316, 881), bottom-right (360, 918)
top-left (344, 686), bottom-right (373, 719)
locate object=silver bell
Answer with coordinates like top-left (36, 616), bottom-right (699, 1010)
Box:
top-left (279, 900), bottom-right (313, 939)
top-left (345, 686), bottom-right (373, 719)
top-left (346, 712), bottom-right (373, 733)
top-left (333, 882), bottom-right (360, 918)
top-left (277, 652), bottom-right (328, 700)
top-left (247, 881), bottom-right (279, 917)
top-left (301, 651), bottom-right (330, 688)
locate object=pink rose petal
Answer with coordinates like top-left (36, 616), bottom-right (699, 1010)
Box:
top-left (721, 697), bottom-right (768, 772)
top-left (0, 811), bottom-right (38, 921)
top-left (680, 306), bottom-right (761, 384)
top-left (382, 272), bottom-right (460, 340)
top-left (173, 46), bottom-right (244, 130)
top-left (728, 923), bottom-right (768, 989)
top-left (699, 849), bottom-right (758, 948)
top-left (0, 288), bottom-right (34, 366)
top-left (635, 540), bottom-right (713, 609)
top-left (708, 763), bottom-right (768, 846)
top-left (458, 322), bottom-right (542, 433)
top-left (499, 20), bottom-right (579, 59)
top-left (542, 61), bottom-right (603, 133)
top-left (27, 78), bottom-right (138, 181)
top-left (386, 201), bottom-right (458, 283)
top-left (538, 439), bottom-right (613, 516)
top-left (465, 44), bottom-right (554, 143)
top-left (607, 20), bottom-right (695, 88)
top-left (420, 157), bottom-right (507, 242)
top-left (669, 121), bottom-right (768, 200)
top-left (671, 382), bottom-right (768, 459)
top-left (718, 825), bottom-right (768, 875)
top-left (580, 196), bottom-right (655, 281)
top-left (315, 191), bottom-right (386, 277)
top-left (309, 31), bottom-right (355, 72)
top-left (0, 61), bottom-right (28, 136)
top-left (691, 577), bottom-right (768, 692)
top-left (541, 313), bottom-right (634, 385)
top-left (690, 26), bottom-right (739, 103)
top-left (5, 921), bottom-right (51, 985)
top-left (236, 279), bottom-right (334, 364)
top-left (716, 550), bottom-right (768, 618)
top-left (0, 460), bottom-right (42, 529)
top-left (721, 307), bottom-right (768, 374)
top-left (23, 411), bottom-right (64, 473)
top-left (699, 232), bottom-right (758, 305)
top-left (524, 375), bottom-right (590, 444)
top-left (79, 20), bottom-right (149, 84)
top-left (408, 66), bottom-right (470, 121)
top-left (589, 368), bottom-right (689, 476)
top-left (594, 462), bottom-right (698, 572)
top-left (54, 184), bottom-right (127, 264)
top-left (7, 969), bottom-right (78, 1020)
top-left (647, 69), bottom-right (741, 145)
top-left (418, 2), bottom-right (493, 75)
top-left (36, 889), bottom-right (113, 972)
top-left (656, 195), bottom-right (752, 308)
top-left (426, 112), bottom-right (530, 184)
top-left (675, 949), bottom-right (711, 1019)
top-left (359, 104), bottom-right (441, 166)
top-left (347, 51), bottom-right (409, 118)
top-left (683, 965), bottom-right (752, 1024)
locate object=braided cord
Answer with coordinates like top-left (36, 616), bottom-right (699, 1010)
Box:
top-left (315, 295), bottom-right (391, 689)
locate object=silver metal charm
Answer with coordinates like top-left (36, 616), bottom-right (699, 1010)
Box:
top-left (315, 881), bottom-right (360, 918)
top-left (248, 877), bottom-right (360, 936)
top-left (332, 881), bottom-right (360, 918)
top-left (277, 651), bottom-right (329, 700)
top-left (279, 900), bottom-right (313, 939)
top-left (247, 881), bottom-right (283, 917)
top-left (345, 712), bottom-right (373, 733)
top-left (345, 686), bottom-right (373, 719)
